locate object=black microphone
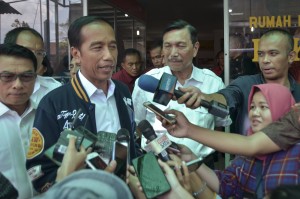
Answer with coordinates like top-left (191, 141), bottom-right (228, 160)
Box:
top-left (116, 128), bottom-right (130, 143)
top-left (138, 74), bottom-right (229, 118)
top-left (137, 120), bottom-right (170, 162)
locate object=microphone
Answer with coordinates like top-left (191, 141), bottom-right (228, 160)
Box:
top-left (116, 128), bottom-right (130, 162)
top-left (137, 120), bottom-right (171, 162)
top-left (138, 74), bottom-right (229, 118)
top-left (116, 128), bottom-right (130, 143)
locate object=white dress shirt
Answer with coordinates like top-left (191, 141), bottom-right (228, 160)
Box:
top-left (132, 66), bottom-right (231, 157)
top-left (31, 75), bottom-right (61, 105)
top-left (0, 100), bottom-right (37, 198)
top-left (78, 71), bottom-right (121, 133)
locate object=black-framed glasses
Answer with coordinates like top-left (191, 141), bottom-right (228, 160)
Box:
top-left (0, 72), bottom-right (37, 83)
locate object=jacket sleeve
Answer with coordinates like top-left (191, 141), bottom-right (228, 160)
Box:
top-left (26, 98), bottom-right (61, 193)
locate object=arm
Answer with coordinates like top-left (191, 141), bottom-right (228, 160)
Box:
top-left (176, 86), bottom-right (227, 109)
top-left (160, 109), bottom-right (281, 156)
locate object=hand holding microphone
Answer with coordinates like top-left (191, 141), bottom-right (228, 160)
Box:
top-left (138, 74), bottom-right (229, 118)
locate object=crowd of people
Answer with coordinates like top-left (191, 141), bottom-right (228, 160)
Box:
top-left (0, 15), bottom-right (299, 199)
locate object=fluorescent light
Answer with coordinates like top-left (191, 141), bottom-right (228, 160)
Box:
top-left (125, 14), bottom-right (128, 17)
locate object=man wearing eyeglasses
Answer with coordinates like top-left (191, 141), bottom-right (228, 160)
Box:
top-left (143, 40), bottom-right (164, 73)
top-left (0, 43), bottom-right (38, 199)
top-left (4, 27), bottom-right (61, 104)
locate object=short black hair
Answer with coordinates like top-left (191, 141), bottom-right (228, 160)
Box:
top-left (261, 28), bottom-right (294, 52)
top-left (68, 16), bottom-right (113, 49)
top-left (162, 19), bottom-right (198, 44)
top-left (4, 27), bottom-right (44, 44)
top-left (0, 43), bottom-right (37, 71)
top-left (148, 40), bottom-right (162, 52)
top-left (122, 48), bottom-right (142, 63)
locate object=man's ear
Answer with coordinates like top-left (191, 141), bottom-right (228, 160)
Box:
top-left (288, 50), bottom-right (296, 65)
top-left (193, 41), bottom-right (200, 57)
top-left (71, 47), bottom-right (81, 64)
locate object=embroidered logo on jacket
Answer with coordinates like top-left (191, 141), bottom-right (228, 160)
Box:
top-left (27, 128), bottom-right (44, 159)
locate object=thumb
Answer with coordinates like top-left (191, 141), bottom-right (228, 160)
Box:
top-left (105, 160), bottom-right (117, 173)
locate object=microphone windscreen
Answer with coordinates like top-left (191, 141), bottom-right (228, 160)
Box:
top-left (138, 75), bottom-right (159, 93)
top-left (116, 128), bottom-right (130, 142)
top-left (137, 120), bottom-right (156, 140)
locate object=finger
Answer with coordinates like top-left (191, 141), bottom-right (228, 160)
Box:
top-left (68, 136), bottom-right (76, 148)
top-left (105, 160), bottom-right (117, 173)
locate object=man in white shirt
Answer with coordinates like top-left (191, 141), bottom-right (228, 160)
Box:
top-left (4, 27), bottom-right (61, 104)
top-left (0, 43), bottom-right (38, 198)
top-left (132, 20), bottom-right (231, 167)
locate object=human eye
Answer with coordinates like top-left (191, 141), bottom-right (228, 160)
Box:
top-left (20, 72), bottom-right (36, 82)
top-left (250, 104), bottom-right (255, 110)
top-left (163, 44), bottom-right (171, 50)
top-left (269, 51), bottom-right (279, 56)
top-left (257, 51), bottom-right (263, 57)
top-left (109, 43), bottom-right (117, 50)
top-left (0, 73), bottom-right (15, 82)
top-left (261, 105), bottom-right (269, 110)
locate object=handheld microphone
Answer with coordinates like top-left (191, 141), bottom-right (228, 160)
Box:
top-left (138, 74), bottom-right (229, 118)
top-left (137, 120), bottom-right (170, 162)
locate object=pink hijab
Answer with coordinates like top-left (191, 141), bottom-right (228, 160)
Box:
top-left (247, 83), bottom-right (296, 136)
top-left (247, 84), bottom-right (295, 160)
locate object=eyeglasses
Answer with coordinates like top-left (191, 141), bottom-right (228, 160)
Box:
top-left (0, 72), bottom-right (37, 83)
top-left (32, 50), bottom-right (46, 57)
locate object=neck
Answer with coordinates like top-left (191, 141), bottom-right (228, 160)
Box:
top-left (172, 66), bottom-right (193, 85)
top-left (7, 102), bottom-right (29, 116)
top-left (265, 76), bottom-right (290, 89)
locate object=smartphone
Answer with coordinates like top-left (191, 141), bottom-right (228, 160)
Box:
top-left (167, 141), bottom-right (180, 153)
top-left (86, 152), bottom-right (107, 170)
top-left (111, 141), bottom-right (128, 180)
top-left (132, 152), bottom-right (171, 199)
top-left (143, 101), bottom-right (176, 124)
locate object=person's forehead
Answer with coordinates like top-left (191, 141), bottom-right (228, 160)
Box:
top-left (259, 34), bottom-right (288, 50)
top-left (16, 31), bottom-right (44, 49)
top-left (80, 21), bottom-right (116, 43)
top-left (0, 55), bottom-right (34, 70)
top-left (150, 47), bottom-right (161, 55)
top-left (124, 54), bottom-right (140, 62)
top-left (163, 28), bottom-right (191, 43)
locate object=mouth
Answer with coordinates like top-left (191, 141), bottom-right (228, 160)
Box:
top-left (251, 119), bottom-right (261, 126)
top-left (97, 65), bottom-right (114, 72)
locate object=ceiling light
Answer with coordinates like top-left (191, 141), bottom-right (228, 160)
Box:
top-left (229, 9), bottom-right (232, 13)
top-left (125, 14), bottom-right (128, 17)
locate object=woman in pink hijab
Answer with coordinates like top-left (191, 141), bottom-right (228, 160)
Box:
top-left (187, 84), bottom-right (298, 199)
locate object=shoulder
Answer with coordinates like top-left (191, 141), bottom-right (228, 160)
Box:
top-left (37, 76), bottom-right (62, 88)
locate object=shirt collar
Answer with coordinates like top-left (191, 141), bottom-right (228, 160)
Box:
top-left (0, 98), bottom-right (37, 117)
top-left (33, 75), bottom-right (42, 94)
top-left (78, 70), bottom-right (115, 98)
top-left (165, 65), bottom-right (203, 83)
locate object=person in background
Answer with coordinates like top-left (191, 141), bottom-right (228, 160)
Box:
top-left (112, 48), bottom-right (142, 93)
top-left (289, 28), bottom-right (300, 83)
top-left (211, 50), bottom-right (224, 81)
top-left (161, 84), bottom-right (298, 198)
top-left (144, 40), bottom-right (164, 73)
top-left (0, 43), bottom-right (38, 198)
top-left (4, 27), bottom-right (61, 104)
top-left (69, 57), bottom-right (80, 79)
top-left (132, 19), bottom-right (231, 169)
top-left (41, 55), bottom-right (54, 77)
top-left (26, 16), bottom-right (137, 193)
top-left (229, 33), bottom-right (259, 80)
top-left (177, 28), bottom-right (300, 136)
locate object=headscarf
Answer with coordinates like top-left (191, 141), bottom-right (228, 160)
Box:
top-left (247, 83), bottom-right (296, 136)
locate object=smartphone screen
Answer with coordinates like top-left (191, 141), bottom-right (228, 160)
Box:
top-left (86, 152), bottom-right (107, 170)
top-left (143, 101), bottom-right (176, 124)
top-left (132, 152), bottom-right (171, 199)
top-left (112, 141), bottom-right (128, 180)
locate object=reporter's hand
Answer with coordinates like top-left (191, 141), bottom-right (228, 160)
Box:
top-left (156, 109), bottom-right (191, 138)
top-left (56, 137), bottom-right (92, 182)
top-left (127, 165), bottom-right (146, 199)
top-left (157, 159), bottom-right (193, 199)
top-left (177, 86), bottom-right (204, 109)
top-left (104, 160), bottom-right (117, 173)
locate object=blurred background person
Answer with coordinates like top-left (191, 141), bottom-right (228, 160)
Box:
top-left (211, 50), bottom-right (224, 81)
top-left (112, 48), bottom-right (142, 93)
top-left (69, 57), bottom-right (80, 79)
top-left (144, 39), bottom-right (163, 73)
top-left (41, 55), bottom-right (54, 77)
top-left (229, 33), bottom-right (259, 80)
